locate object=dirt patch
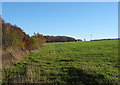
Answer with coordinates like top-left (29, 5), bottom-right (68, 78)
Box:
top-left (2, 48), bottom-right (30, 68)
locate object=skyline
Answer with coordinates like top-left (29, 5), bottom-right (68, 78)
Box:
top-left (2, 2), bottom-right (118, 41)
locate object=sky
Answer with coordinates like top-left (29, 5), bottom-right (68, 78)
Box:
top-left (1, 0), bottom-right (119, 2)
top-left (2, 2), bottom-right (118, 41)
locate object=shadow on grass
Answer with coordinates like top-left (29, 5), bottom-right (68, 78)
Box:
top-left (61, 67), bottom-right (113, 85)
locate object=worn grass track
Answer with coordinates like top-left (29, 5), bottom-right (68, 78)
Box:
top-left (3, 40), bottom-right (119, 84)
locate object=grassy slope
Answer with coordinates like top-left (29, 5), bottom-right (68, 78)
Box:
top-left (3, 40), bottom-right (119, 84)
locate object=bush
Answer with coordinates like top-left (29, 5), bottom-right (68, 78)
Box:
top-left (30, 33), bottom-right (46, 50)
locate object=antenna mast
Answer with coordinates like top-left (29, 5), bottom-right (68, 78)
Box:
top-left (91, 34), bottom-right (92, 41)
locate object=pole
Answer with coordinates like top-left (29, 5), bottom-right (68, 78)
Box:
top-left (91, 34), bottom-right (92, 41)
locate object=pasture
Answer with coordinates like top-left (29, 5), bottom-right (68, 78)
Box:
top-left (3, 40), bottom-right (119, 84)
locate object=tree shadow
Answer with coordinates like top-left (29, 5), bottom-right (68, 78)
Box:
top-left (61, 67), bottom-right (113, 85)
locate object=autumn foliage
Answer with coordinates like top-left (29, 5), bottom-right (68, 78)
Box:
top-left (2, 18), bottom-right (46, 51)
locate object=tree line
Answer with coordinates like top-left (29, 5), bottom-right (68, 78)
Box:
top-left (44, 36), bottom-right (82, 43)
top-left (2, 17), bottom-right (46, 51)
top-left (91, 38), bottom-right (119, 41)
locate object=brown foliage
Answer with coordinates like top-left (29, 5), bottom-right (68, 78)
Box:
top-left (2, 18), bottom-right (46, 51)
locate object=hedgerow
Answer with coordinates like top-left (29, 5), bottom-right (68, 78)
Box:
top-left (2, 17), bottom-right (46, 51)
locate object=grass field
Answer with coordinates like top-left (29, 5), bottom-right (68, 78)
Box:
top-left (3, 40), bottom-right (119, 84)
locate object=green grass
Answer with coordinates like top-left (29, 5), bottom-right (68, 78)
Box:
top-left (3, 40), bottom-right (119, 84)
